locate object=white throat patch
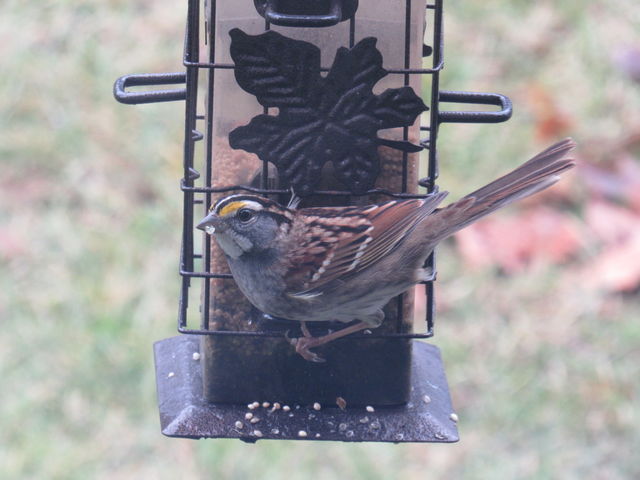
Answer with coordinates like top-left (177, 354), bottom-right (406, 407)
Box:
top-left (214, 233), bottom-right (245, 259)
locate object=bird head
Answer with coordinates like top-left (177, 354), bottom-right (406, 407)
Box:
top-left (197, 194), bottom-right (292, 259)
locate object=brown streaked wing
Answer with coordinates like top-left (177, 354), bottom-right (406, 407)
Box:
top-left (286, 192), bottom-right (448, 297)
top-left (283, 207), bottom-right (370, 294)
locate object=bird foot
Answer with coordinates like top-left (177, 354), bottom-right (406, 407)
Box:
top-left (285, 331), bottom-right (326, 363)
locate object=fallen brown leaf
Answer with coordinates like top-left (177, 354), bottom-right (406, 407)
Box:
top-left (586, 231), bottom-right (640, 292)
top-left (524, 83), bottom-right (573, 142)
top-left (581, 199), bottom-right (640, 292)
top-left (455, 207), bottom-right (583, 273)
top-left (585, 200), bottom-right (639, 245)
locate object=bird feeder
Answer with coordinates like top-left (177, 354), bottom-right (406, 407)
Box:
top-left (114, 0), bottom-right (511, 442)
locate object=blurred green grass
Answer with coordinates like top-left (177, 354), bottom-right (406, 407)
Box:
top-left (2, 0), bottom-right (639, 479)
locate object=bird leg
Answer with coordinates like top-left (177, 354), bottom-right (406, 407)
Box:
top-left (300, 321), bottom-right (312, 338)
top-left (288, 321), bottom-right (371, 363)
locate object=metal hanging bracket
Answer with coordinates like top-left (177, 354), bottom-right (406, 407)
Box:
top-left (253, 0), bottom-right (359, 27)
top-left (113, 72), bottom-right (186, 105)
top-left (438, 90), bottom-right (512, 124)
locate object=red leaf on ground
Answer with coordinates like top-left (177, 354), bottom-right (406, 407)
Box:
top-left (585, 200), bottom-right (639, 244)
top-left (455, 207), bottom-right (583, 273)
top-left (586, 232), bottom-right (640, 292)
top-left (524, 83), bottom-right (573, 142)
top-left (582, 200), bottom-right (640, 292)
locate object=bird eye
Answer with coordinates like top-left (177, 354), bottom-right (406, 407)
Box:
top-left (237, 208), bottom-right (255, 223)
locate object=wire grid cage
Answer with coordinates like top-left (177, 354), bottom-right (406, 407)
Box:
top-left (115, 0), bottom-right (511, 342)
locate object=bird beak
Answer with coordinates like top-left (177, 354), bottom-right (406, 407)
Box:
top-left (196, 212), bottom-right (220, 235)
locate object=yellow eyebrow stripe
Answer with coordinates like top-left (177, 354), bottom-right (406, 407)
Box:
top-left (218, 201), bottom-right (246, 217)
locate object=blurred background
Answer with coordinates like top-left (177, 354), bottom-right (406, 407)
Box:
top-left (2, 0), bottom-right (639, 478)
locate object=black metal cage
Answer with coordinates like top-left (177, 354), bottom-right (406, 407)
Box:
top-left (116, 0), bottom-right (511, 340)
top-left (115, 0), bottom-right (511, 442)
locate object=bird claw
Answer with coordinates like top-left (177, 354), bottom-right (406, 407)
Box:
top-left (284, 331), bottom-right (326, 363)
top-left (296, 337), bottom-right (327, 363)
top-left (284, 330), bottom-right (296, 346)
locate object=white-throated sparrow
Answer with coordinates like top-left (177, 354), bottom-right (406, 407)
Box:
top-left (197, 139), bottom-right (576, 362)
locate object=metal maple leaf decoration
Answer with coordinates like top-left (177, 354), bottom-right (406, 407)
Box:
top-left (228, 28), bottom-right (428, 196)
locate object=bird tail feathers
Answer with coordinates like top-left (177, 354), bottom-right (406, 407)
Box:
top-left (429, 138), bottom-right (576, 242)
